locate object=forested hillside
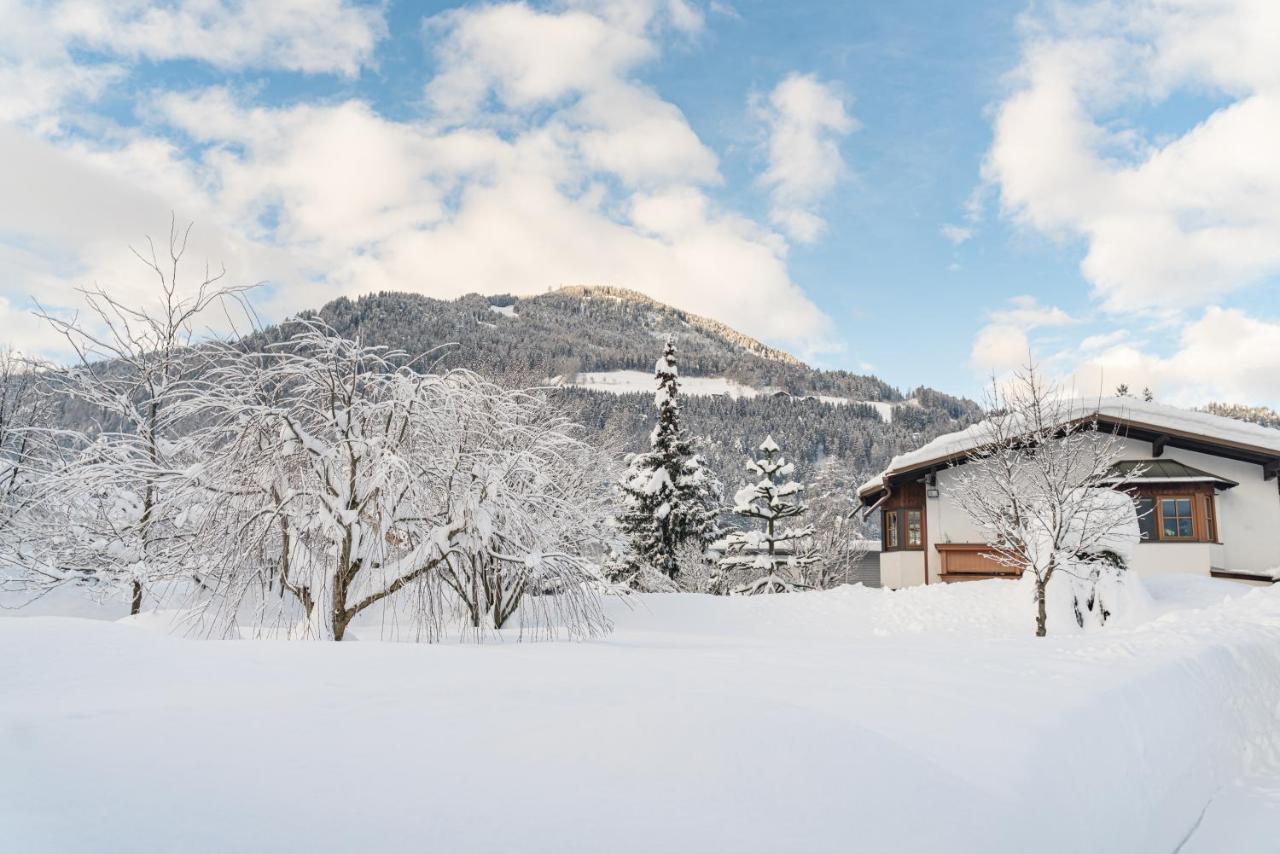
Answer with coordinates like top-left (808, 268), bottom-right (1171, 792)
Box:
top-left (300, 287), bottom-right (984, 489)
top-left (307, 287), bottom-right (903, 395)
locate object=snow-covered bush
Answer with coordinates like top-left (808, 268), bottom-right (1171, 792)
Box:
top-left (716, 436), bottom-right (818, 595)
top-left (186, 324), bottom-right (615, 641)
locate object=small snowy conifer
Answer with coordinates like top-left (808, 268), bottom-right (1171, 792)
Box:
top-left (716, 435), bottom-right (818, 594)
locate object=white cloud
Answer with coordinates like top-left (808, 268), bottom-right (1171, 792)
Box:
top-left (971, 295), bottom-right (1075, 373)
top-left (989, 294), bottom-right (1074, 328)
top-left (0, 123), bottom-right (299, 332)
top-left (756, 73), bottom-right (856, 243)
top-left (978, 0), bottom-right (1280, 408)
top-left (423, 3), bottom-right (717, 188)
top-left (0, 0), bottom-right (124, 130)
top-left (0, 1), bottom-right (839, 359)
top-left (984, 0), bottom-right (1280, 314)
top-left (561, 0), bottom-right (705, 37)
top-left (940, 223), bottom-right (973, 245)
top-left (1078, 329), bottom-right (1131, 352)
top-left (425, 4), bottom-right (655, 116)
top-left (1073, 308), bottom-right (1280, 407)
top-left (970, 323), bottom-right (1030, 376)
top-left (0, 0), bottom-right (384, 136)
top-left (49, 0), bottom-right (385, 77)
top-left (0, 293), bottom-right (66, 356)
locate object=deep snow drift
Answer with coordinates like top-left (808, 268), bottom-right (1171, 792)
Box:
top-left (3, 577), bottom-right (1279, 853)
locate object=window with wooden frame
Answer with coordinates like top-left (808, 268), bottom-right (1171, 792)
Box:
top-left (905, 509), bottom-right (922, 548)
top-left (1135, 497), bottom-right (1157, 541)
top-left (881, 507), bottom-right (923, 551)
top-left (883, 509), bottom-right (899, 550)
top-left (1132, 487), bottom-right (1218, 544)
top-left (1159, 496), bottom-right (1195, 540)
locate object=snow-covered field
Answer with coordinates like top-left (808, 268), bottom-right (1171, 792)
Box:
top-left (562, 369), bottom-right (905, 420)
top-left (3, 577), bottom-right (1279, 853)
top-left (568, 369), bottom-right (763, 398)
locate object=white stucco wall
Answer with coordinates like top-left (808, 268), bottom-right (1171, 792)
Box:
top-left (916, 435), bottom-right (1280, 582)
top-left (879, 550), bottom-right (925, 589)
top-left (1128, 543), bottom-right (1213, 577)
top-left (1116, 437), bottom-right (1280, 574)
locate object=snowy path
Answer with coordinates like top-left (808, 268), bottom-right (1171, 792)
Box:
top-left (2, 578), bottom-right (1279, 853)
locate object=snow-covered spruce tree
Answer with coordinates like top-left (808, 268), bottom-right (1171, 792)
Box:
top-left (5, 224), bottom-right (249, 613)
top-left (186, 324), bottom-right (613, 642)
top-left (947, 365), bottom-right (1140, 637)
top-left (716, 436), bottom-right (818, 595)
top-left (614, 337), bottom-right (721, 587)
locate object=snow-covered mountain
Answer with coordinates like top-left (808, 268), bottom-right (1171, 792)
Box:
top-left (303, 287), bottom-right (982, 487)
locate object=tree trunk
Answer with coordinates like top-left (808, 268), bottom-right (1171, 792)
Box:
top-left (331, 572), bottom-right (350, 641)
top-left (130, 580), bottom-right (143, 616)
top-left (1035, 579), bottom-right (1048, 638)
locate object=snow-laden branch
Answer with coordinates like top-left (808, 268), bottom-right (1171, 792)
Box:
top-left (948, 365), bottom-right (1142, 636)
top-left (184, 324), bottom-right (616, 641)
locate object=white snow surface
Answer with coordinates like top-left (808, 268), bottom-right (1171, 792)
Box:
top-left (860, 396), bottom-right (1280, 495)
top-left (561, 370), bottom-right (900, 419)
top-left (3, 576), bottom-right (1280, 853)
top-left (567, 370), bottom-right (761, 398)
top-left (488, 304), bottom-right (518, 318)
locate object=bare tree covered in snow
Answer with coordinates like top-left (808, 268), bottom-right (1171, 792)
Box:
top-left (716, 435), bottom-right (818, 594)
top-left (803, 456), bottom-right (872, 589)
top-left (3, 224), bottom-right (251, 613)
top-left (186, 324), bottom-right (615, 641)
top-left (948, 366), bottom-right (1140, 637)
top-left (0, 350), bottom-right (47, 530)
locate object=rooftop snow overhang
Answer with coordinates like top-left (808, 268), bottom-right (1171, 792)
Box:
top-left (857, 402), bottom-right (1280, 507)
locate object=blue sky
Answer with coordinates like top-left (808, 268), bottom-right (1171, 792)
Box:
top-left (1, 0), bottom-right (1277, 406)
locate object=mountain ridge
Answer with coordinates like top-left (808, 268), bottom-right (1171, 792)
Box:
top-left (301, 288), bottom-right (985, 490)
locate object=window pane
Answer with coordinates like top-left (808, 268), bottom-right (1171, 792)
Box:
top-left (1135, 498), bottom-right (1156, 541)
top-left (1159, 497), bottom-right (1194, 539)
top-left (884, 510), bottom-right (899, 549)
top-left (906, 510), bottom-right (921, 547)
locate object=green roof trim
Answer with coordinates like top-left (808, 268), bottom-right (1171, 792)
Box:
top-left (1107, 459), bottom-right (1239, 489)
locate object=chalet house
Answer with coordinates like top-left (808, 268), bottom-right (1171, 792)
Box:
top-left (857, 399), bottom-right (1280, 587)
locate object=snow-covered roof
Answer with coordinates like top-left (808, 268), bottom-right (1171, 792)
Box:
top-left (858, 397), bottom-right (1280, 498)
